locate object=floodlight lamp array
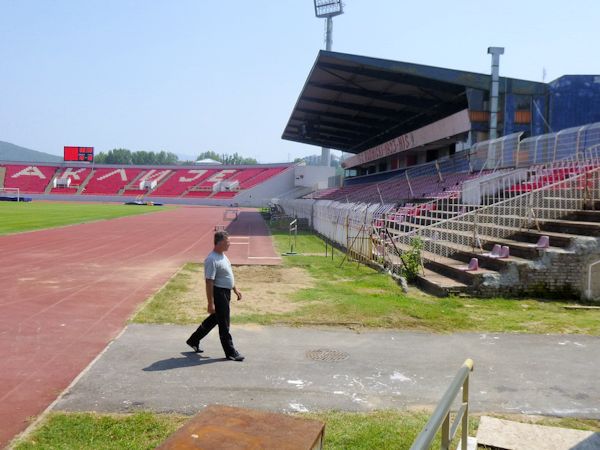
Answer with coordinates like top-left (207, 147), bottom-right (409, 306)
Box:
top-left (314, 0), bottom-right (343, 18)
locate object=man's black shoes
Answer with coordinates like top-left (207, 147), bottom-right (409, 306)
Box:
top-left (227, 352), bottom-right (245, 362)
top-left (186, 339), bottom-right (203, 353)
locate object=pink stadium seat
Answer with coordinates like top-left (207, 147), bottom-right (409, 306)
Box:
top-left (530, 235), bottom-right (550, 249)
top-left (486, 244), bottom-right (502, 258)
top-left (499, 245), bottom-right (510, 258)
top-left (461, 257), bottom-right (479, 271)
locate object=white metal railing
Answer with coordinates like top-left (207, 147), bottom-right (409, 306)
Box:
top-left (388, 163), bottom-right (600, 261)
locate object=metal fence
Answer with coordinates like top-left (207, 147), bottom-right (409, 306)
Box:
top-left (470, 122), bottom-right (600, 170)
top-left (388, 161), bottom-right (600, 262)
top-left (276, 122), bottom-right (600, 269)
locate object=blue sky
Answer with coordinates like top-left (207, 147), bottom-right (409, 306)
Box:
top-left (1, 0), bottom-right (599, 163)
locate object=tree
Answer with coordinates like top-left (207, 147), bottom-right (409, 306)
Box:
top-left (195, 151), bottom-right (257, 165)
top-left (196, 151), bottom-right (222, 162)
top-left (104, 148), bottom-right (133, 164)
top-left (94, 149), bottom-right (179, 165)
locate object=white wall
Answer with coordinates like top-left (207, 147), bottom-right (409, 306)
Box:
top-left (234, 166), bottom-right (296, 207)
top-left (293, 165), bottom-right (336, 189)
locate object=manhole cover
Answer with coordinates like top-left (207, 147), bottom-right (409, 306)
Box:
top-left (306, 349), bottom-right (349, 362)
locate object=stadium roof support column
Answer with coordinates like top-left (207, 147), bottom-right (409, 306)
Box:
top-left (487, 47), bottom-right (505, 141)
top-left (314, 0), bottom-right (344, 167)
top-left (320, 17), bottom-right (333, 166)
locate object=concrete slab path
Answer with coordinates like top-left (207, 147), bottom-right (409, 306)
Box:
top-left (54, 324), bottom-right (600, 419)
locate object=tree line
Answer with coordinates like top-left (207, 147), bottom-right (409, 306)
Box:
top-left (93, 149), bottom-right (258, 165)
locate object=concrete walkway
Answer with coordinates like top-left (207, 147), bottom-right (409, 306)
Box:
top-left (54, 324), bottom-right (600, 418)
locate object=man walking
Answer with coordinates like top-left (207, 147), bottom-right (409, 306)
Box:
top-left (186, 230), bottom-right (245, 361)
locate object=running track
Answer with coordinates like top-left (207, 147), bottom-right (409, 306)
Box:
top-left (0, 206), bottom-right (280, 446)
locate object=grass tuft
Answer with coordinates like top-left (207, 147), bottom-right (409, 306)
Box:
top-left (13, 412), bottom-right (187, 450)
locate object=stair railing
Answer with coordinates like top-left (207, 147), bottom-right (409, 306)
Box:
top-left (410, 359), bottom-right (474, 450)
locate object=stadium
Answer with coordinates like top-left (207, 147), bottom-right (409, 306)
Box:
top-left (2, 7), bottom-right (600, 450)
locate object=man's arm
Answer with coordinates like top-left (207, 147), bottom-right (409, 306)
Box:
top-left (233, 286), bottom-right (242, 301)
top-left (205, 279), bottom-right (215, 314)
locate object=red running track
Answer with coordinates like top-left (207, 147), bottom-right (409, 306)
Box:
top-left (0, 206), bottom-right (280, 446)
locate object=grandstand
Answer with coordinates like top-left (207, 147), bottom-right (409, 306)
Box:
top-left (0, 163), bottom-right (315, 207)
top-left (278, 50), bottom-right (600, 301)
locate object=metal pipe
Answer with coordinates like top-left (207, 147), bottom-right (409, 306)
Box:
top-left (320, 17), bottom-right (334, 167)
top-left (410, 359), bottom-right (474, 450)
top-left (586, 259), bottom-right (600, 300)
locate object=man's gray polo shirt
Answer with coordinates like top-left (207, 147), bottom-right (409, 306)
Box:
top-left (204, 251), bottom-right (234, 289)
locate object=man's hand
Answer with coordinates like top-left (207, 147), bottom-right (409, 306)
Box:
top-left (234, 287), bottom-right (242, 301)
top-left (205, 279), bottom-right (215, 314)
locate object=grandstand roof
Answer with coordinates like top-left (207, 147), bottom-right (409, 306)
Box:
top-left (282, 51), bottom-right (546, 153)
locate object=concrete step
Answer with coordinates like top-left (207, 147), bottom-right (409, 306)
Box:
top-left (415, 268), bottom-right (469, 297)
top-left (562, 209), bottom-right (600, 223)
top-left (444, 217), bottom-right (576, 249)
top-left (474, 211), bottom-right (600, 237)
top-left (392, 241), bottom-right (498, 285)
top-left (77, 169), bottom-right (96, 194)
top-left (146, 170), bottom-right (175, 195)
top-left (476, 416), bottom-right (600, 450)
top-left (538, 218), bottom-right (600, 236)
top-left (387, 225), bottom-right (567, 260)
top-left (44, 168), bottom-right (61, 194)
top-left (417, 237), bottom-right (530, 271)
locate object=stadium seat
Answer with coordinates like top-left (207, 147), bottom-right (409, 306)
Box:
top-left (461, 257), bottom-right (479, 271)
top-left (486, 244), bottom-right (502, 258)
top-left (530, 235), bottom-right (550, 249)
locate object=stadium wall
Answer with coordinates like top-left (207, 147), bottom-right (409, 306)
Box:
top-left (230, 165), bottom-right (296, 207)
top-left (549, 76), bottom-right (600, 131)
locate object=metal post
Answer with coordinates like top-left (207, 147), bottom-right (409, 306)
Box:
top-left (487, 47), bottom-right (505, 141)
top-left (320, 16), bottom-right (334, 167)
top-left (461, 375), bottom-right (470, 450)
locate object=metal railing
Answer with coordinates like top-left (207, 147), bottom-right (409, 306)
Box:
top-left (411, 359), bottom-right (474, 450)
top-left (388, 162), bottom-right (600, 262)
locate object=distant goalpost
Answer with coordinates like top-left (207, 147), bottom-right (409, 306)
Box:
top-left (0, 188), bottom-right (20, 201)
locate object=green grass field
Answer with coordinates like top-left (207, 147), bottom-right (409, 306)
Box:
top-left (132, 227), bottom-right (600, 334)
top-left (0, 201), bottom-right (171, 235)
top-left (14, 410), bottom-right (600, 450)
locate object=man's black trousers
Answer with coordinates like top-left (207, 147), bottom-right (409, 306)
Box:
top-left (188, 286), bottom-right (235, 357)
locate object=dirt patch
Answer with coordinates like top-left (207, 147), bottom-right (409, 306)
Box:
top-left (175, 265), bottom-right (316, 318)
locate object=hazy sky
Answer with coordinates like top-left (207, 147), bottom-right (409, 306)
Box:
top-left (1, 1), bottom-right (599, 163)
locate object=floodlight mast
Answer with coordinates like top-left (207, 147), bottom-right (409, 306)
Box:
top-left (313, 0), bottom-right (344, 166)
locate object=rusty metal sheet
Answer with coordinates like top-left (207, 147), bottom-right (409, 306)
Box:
top-left (157, 405), bottom-right (325, 450)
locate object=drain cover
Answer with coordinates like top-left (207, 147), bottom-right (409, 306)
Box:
top-left (306, 349), bottom-right (349, 362)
